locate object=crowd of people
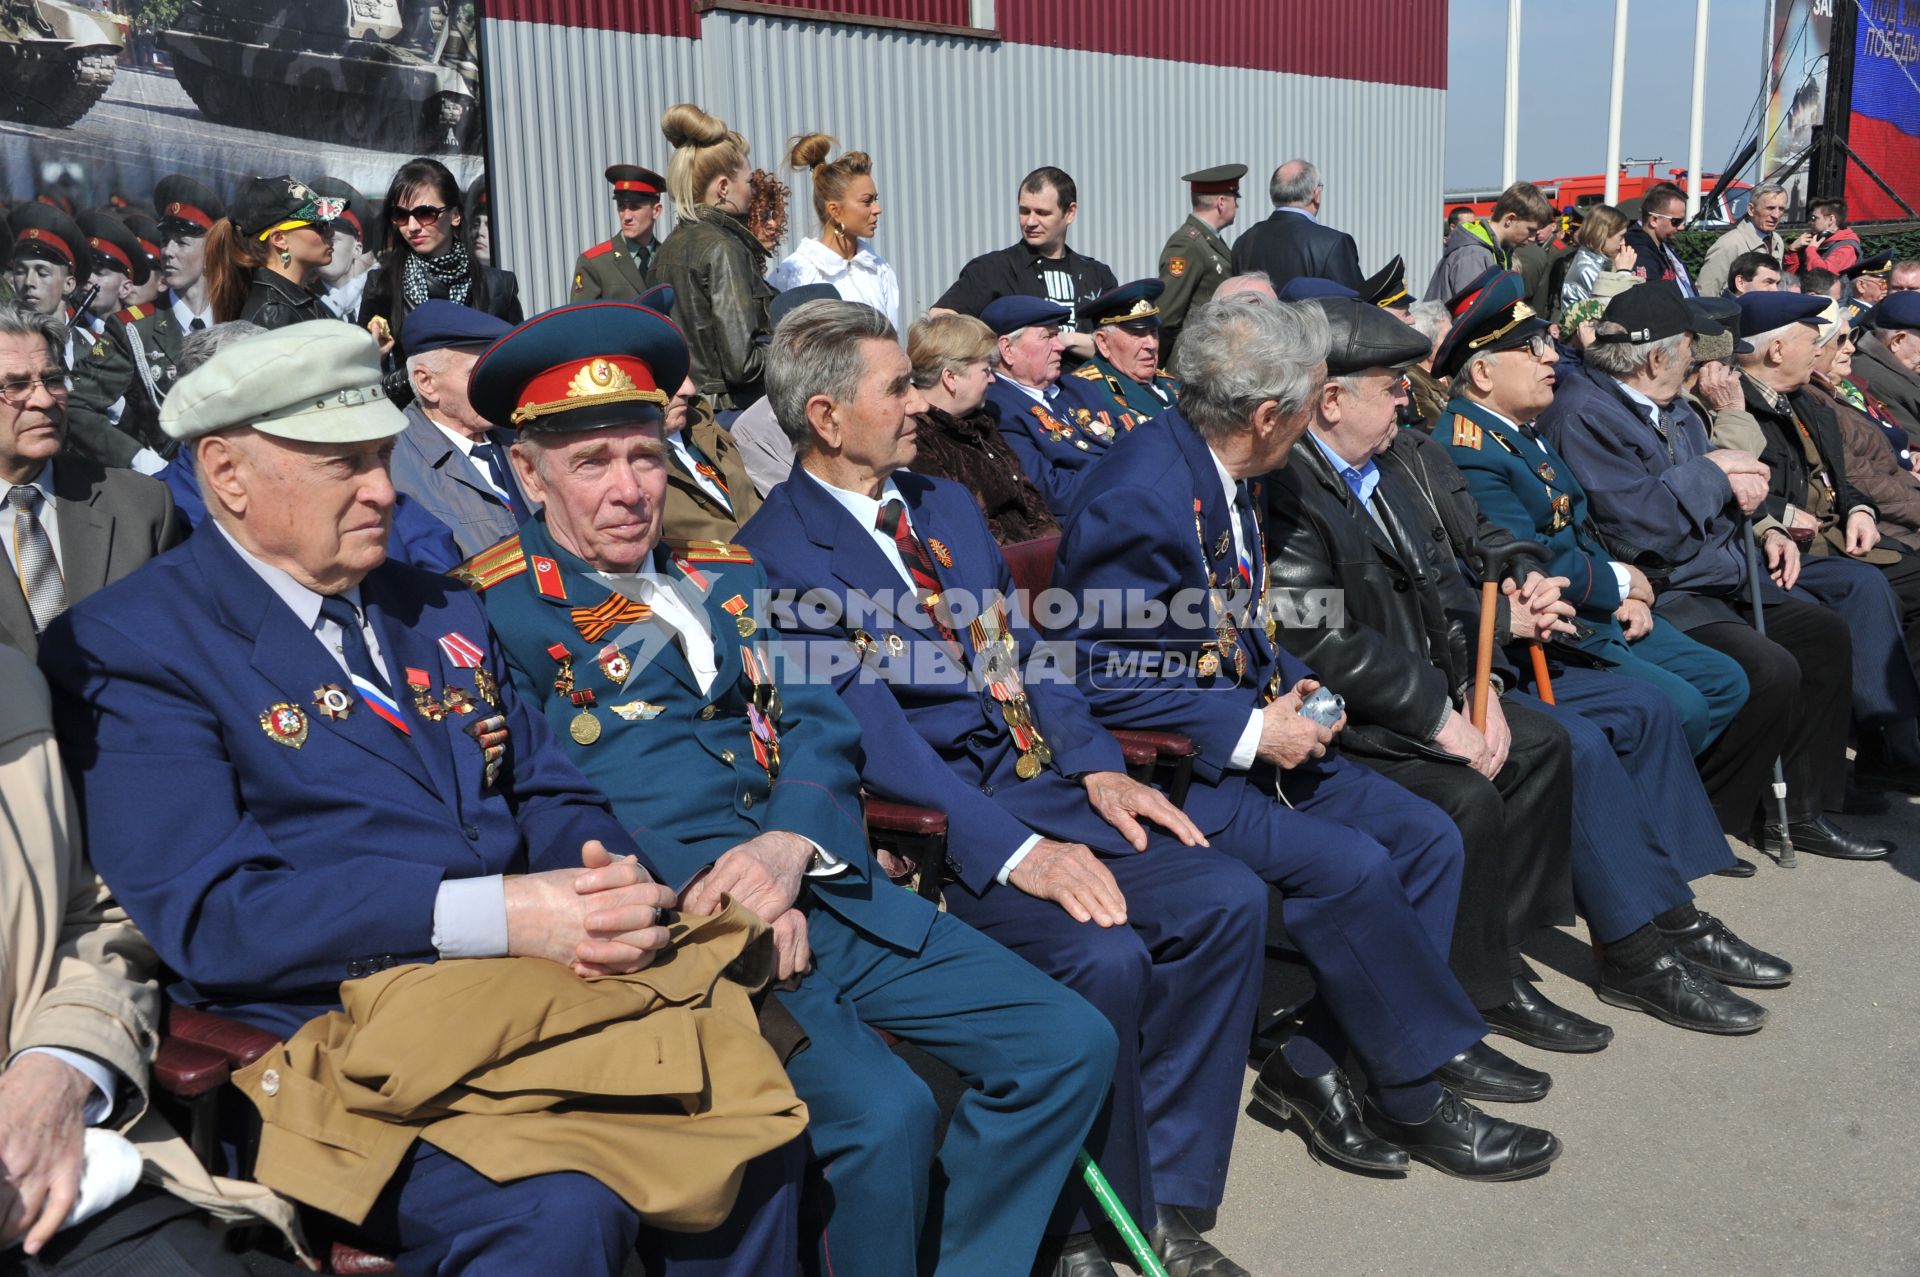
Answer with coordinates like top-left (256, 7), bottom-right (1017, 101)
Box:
top-left (5, 98), bottom-right (1920, 1277)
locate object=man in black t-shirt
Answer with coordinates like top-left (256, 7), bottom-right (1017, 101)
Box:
top-left (933, 167), bottom-right (1117, 361)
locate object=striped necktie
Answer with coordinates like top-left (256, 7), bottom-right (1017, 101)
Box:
top-left (877, 498), bottom-right (959, 648)
top-left (8, 485), bottom-right (66, 633)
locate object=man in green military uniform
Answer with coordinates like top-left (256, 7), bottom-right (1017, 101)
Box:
top-left (113, 175), bottom-right (225, 458)
top-left (1154, 164), bottom-right (1241, 360)
top-left (570, 165), bottom-right (666, 302)
top-left (1067, 280), bottom-right (1180, 431)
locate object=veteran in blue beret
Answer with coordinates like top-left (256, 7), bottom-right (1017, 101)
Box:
top-left (460, 301), bottom-right (1114, 1277)
top-left (38, 319), bottom-right (817, 1274)
top-left (979, 292), bottom-right (1116, 514)
top-left (1064, 278), bottom-right (1181, 429)
top-left (387, 299), bottom-right (529, 557)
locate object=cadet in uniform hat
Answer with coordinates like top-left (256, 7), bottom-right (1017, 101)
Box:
top-left (119, 212), bottom-right (167, 307)
top-left (116, 175), bottom-right (226, 445)
top-left (1155, 163), bottom-right (1243, 359)
top-left (1068, 278), bottom-right (1180, 429)
top-left (5, 201), bottom-right (86, 320)
top-left (459, 301), bottom-right (1113, 1277)
top-left (571, 165), bottom-right (668, 302)
top-left (76, 210), bottom-right (149, 327)
top-left (310, 175), bottom-right (378, 322)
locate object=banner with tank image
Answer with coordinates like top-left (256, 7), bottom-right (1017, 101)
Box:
top-left (2, 0), bottom-right (487, 266)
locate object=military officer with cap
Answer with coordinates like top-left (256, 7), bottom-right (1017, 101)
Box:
top-left (1068, 279), bottom-right (1181, 429)
top-left (979, 293), bottom-right (1114, 515)
top-left (119, 212), bottom-right (166, 308)
top-left (76, 210), bottom-right (150, 330)
top-left (40, 317), bottom-right (810, 1275)
top-left (571, 165), bottom-right (667, 302)
top-left (114, 175), bottom-right (225, 450)
top-left (6, 202), bottom-right (143, 469)
top-left (459, 301), bottom-right (1114, 1277)
top-left (1361, 254), bottom-right (1412, 318)
top-left (1843, 251), bottom-right (1894, 327)
top-left (1155, 164), bottom-right (1242, 359)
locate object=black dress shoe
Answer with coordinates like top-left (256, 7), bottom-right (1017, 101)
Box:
top-left (1146, 1206), bottom-right (1250, 1277)
top-left (1713, 856), bottom-right (1758, 879)
top-left (1595, 949), bottom-right (1766, 1034)
top-left (1481, 977), bottom-right (1614, 1053)
top-left (1756, 815), bottom-right (1894, 860)
top-left (1658, 910), bottom-right (1793, 989)
top-left (1433, 1040), bottom-right (1551, 1103)
top-left (1042, 1233), bottom-right (1117, 1277)
top-left (1361, 1088), bottom-right (1562, 1181)
top-left (1249, 1050), bottom-right (1408, 1172)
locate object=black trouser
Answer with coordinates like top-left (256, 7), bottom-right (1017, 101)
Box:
top-left (1353, 700), bottom-right (1575, 1011)
top-left (1, 1186), bottom-right (266, 1277)
top-left (1686, 596), bottom-right (1853, 826)
top-left (1876, 547), bottom-right (1920, 681)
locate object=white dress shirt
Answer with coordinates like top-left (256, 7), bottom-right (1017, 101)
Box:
top-left (813, 470), bottom-right (1042, 883)
top-left (166, 288), bottom-right (213, 333)
top-left (429, 417), bottom-right (516, 506)
top-left (996, 373), bottom-right (1070, 413)
top-left (669, 433), bottom-right (733, 513)
top-left (766, 237), bottom-right (902, 331)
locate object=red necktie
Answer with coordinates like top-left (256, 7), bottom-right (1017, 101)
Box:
top-left (877, 498), bottom-right (959, 648)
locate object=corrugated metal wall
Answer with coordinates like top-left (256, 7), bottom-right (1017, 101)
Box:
top-left (487, 7), bottom-right (1445, 319)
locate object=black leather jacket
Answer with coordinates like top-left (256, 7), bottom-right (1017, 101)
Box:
top-left (239, 268), bottom-right (328, 330)
top-left (650, 209), bottom-right (773, 410)
top-left (1265, 431), bottom-right (1515, 761)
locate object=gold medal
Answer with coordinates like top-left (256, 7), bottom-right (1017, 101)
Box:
top-left (1032, 740), bottom-right (1053, 765)
top-left (1233, 646), bottom-right (1248, 677)
top-left (474, 666), bottom-right (499, 707)
top-left (736, 615), bottom-right (757, 637)
top-left (260, 703), bottom-right (309, 748)
top-left (1197, 650), bottom-right (1221, 678)
top-left (1015, 751), bottom-right (1041, 780)
top-left (570, 710), bottom-right (602, 745)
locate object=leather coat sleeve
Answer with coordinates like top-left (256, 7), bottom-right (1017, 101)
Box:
top-left (688, 239), bottom-right (770, 395)
top-left (1835, 394), bottom-right (1920, 530)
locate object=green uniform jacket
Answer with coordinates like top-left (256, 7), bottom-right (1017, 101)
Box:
top-left (65, 322), bottom-right (140, 468)
top-left (1155, 215), bottom-right (1232, 349)
top-left (107, 302), bottom-right (186, 457)
top-left (663, 407), bottom-right (762, 545)
top-left (569, 234), bottom-right (657, 303)
top-left (1066, 355), bottom-right (1178, 431)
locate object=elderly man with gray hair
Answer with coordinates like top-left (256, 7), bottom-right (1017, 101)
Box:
top-left (1695, 181), bottom-right (1790, 298)
top-left (1228, 160), bottom-right (1365, 294)
top-left (1050, 294), bottom-right (1564, 1183)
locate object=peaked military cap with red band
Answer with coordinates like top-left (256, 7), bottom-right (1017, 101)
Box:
top-left (7, 201), bottom-right (84, 271)
top-left (1431, 271), bottom-right (1550, 379)
top-left (1444, 265), bottom-right (1506, 319)
top-left (121, 212), bottom-right (165, 272)
top-left (1182, 163), bottom-right (1246, 196)
top-left (153, 174), bottom-right (225, 236)
top-left (77, 210), bottom-right (151, 285)
top-left (468, 301), bottom-right (692, 434)
top-left (606, 164), bottom-right (666, 199)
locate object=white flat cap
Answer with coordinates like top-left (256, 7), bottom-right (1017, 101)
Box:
top-left (160, 320), bottom-right (405, 444)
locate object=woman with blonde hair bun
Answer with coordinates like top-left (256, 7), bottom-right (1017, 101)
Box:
top-left (765, 132), bottom-right (899, 330)
top-left (649, 102), bottom-right (775, 411)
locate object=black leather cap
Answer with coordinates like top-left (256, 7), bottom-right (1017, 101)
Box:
top-left (1309, 297), bottom-right (1431, 376)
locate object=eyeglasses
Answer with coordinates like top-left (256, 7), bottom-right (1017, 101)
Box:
top-left (394, 203), bottom-right (451, 227)
top-left (1522, 333), bottom-right (1556, 360)
top-left (0, 372), bottom-right (71, 406)
top-left (1647, 212), bottom-right (1685, 226)
top-left (1835, 331), bottom-right (1858, 349)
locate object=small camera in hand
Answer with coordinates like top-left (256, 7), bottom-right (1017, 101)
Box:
top-left (1300, 687), bottom-right (1345, 728)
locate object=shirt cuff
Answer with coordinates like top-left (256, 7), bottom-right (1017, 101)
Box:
top-left (800, 837), bottom-right (849, 878)
top-left (995, 834), bottom-right (1046, 887)
top-left (1228, 709), bottom-right (1264, 771)
top-left (14, 1047), bottom-right (117, 1126)
top-left (432, 875), bottom-right (510, 959)
top-left (1609, 560), bottom-right (1633, 596)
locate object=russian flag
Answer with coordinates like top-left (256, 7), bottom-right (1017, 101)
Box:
top-left (352, 674), bottom-right (412, 735)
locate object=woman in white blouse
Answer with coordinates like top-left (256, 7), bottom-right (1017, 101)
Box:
top-left (765, 132), bottom-right (900, 330)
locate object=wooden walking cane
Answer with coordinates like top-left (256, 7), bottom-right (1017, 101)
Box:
top-left (1470, 540), bottom-right (1550, 730)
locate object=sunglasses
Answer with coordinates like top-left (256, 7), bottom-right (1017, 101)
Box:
top-left (394, 203), bottom-right (452, 227)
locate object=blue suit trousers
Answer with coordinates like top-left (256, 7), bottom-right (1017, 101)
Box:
top-left (1510, 670), bottom-right (1734, 943)
top-left (774, 907), bottom-right (1116, 1277)
top-left (354, 1137), bottom-right (804, 1277)
top-left (1596, 617), bottom-right (1750, 755)
top-left (944, 838), bottom-right (1266, 1231)
top-left (1209, 757), bottom-right (1486, 1086)
top-left (1791, 553), bottom-right (1920, 726)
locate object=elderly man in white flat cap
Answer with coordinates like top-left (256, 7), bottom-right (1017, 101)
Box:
top-left (37, 320), bottom-right (809, 1276)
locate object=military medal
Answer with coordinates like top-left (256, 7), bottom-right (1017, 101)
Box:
top-left (1233, 646), bottom-right (1249, 677)
top-left (442, 684), bottom-right (476, 716)
top-left (610, 701), bottom-right (665, 721)
top-left (312, 683), bottom-right (353, 721)
top-left (1015, 752), bottom-right (1042, 780)
top-left (466, 713), bottom-right (508, 787)
top-left (885, 632), bottom-right (906, 657)
top-left (1214, 531), bottom-right (1232, 560)
top-left (928, 538), bottom-right (954, 569)
top-left (972, 610), bottom-right (1050, 780)
top-left (406, 667), bottom-right (444, 722)
top-left (597, 644), bottom-right (632, 685)
top-left (852, 629), bottom-right (876, 661)
top-left (438, 631), bottom-right (485, 668)
top-left (474, 666), bottom-right (499, 707)
top-left (739, 645), bottom-right (783, 776)
top-left (259, 703), bottom-right (309, 748)
top-left (569, 689), bottom-right (601, 745)
top-left (1536, 461), bottom-right (1556, 482)
top-left (547, 641), bottom-right (575, 697)
top-left (1198, 649), bottom-right (1221, 678)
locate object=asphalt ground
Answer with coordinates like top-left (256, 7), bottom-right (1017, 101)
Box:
top-left (1205, 801), bottom-right (1920, 1277)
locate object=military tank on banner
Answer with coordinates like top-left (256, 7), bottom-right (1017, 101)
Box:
top-left (163, 0), bottom-right (481, 153)
top-left (0, 0), bottom-right (126, 128)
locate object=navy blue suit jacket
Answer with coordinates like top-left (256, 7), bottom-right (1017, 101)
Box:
top-left (39, 527), bottom-right (648, 1037)
top-left (983, 375), bottom-right (1119, 517)
top-left (739, 467), bottom-right (1130, 893)
top-left (1050, 406), bottom-right (1324, 835)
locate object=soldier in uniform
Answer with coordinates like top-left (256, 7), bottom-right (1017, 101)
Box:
top-left (6, 203), bottom-right (141, 468)
top-left (1067, 279), bottom-right (1180, 430)
top-left (113, 176), bottom-right (225, 455)
top-left (1843, 251), bottom-right (1894, 328)
top-left (1155, 164), bottom-right (1242, 360)
top-left (76, 210), bottom-right (149, 329)
top-left (458, 301), bottom-right (1115, 1277)
top-left (120, 212), bottom-right (166, 308)
top-left (571, 165), bottom-right (666, 302)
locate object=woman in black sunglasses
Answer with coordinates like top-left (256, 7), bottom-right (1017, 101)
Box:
top-left (358, 158), bottom-right (522, 403)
